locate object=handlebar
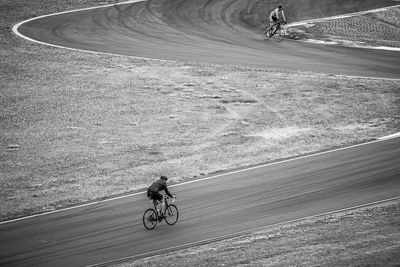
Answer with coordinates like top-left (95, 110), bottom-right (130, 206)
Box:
top-left (164, 195), bottom-right (177, 202)
top-left (149, 195), bottom-right (176, 205)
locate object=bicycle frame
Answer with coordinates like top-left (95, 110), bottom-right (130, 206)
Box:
top-left (143, 196), bottom-right (178, 230)
top-left (264, 21), bottom-right (286, 41)
top-left (151, 196), bottom-right (174, 209)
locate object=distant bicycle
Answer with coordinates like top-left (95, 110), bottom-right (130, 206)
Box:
top-left (264, 20), bottom-right (287, 41)
top-left (143, 195), bottom-right (178, 230)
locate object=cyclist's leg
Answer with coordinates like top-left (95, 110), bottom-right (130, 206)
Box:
top-left (161, 196), bottom-right (168, 216)
top-left (270, 17), bottom-right (278, 35)
top-left (266, 16), bottom-right (273, 31)
top-left (149, 191), bottom-right (163, 215)
top-left (154, 193), bottom-right (163, 215)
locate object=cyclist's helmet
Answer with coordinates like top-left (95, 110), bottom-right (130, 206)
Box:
top-left (278, 5), bottom-right (283, 9)
top-left (160, 175), bottom-right (168, 181)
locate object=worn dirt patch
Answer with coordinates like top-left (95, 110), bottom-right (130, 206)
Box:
top-left (247, 127), bottom-right (312, 140)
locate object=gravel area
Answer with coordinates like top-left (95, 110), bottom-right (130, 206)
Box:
top-left (288, 6), bottom-right (400, 49)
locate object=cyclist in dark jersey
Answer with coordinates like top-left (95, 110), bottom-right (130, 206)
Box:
top-left (147, 176), bottom-right (174, 216)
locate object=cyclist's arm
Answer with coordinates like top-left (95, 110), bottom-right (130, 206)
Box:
top-left (281, 11), bottom-right (287, 22)
top-left (163, 184), bottom-right (174, 198)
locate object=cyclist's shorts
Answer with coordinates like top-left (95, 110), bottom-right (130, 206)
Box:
top-left (271, 16), bottom-right (278, 22)
top-left (147, 190), bottom-right (163, 201)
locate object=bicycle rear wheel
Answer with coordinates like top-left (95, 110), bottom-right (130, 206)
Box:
top-left (264, 25), bottom-right (275, 40)
top-left (143, 208), bottom-right (158, 230)
top-left (263, 27), bottom-right (271, 40)
top-left (164, 204), bottom-right (179, 225)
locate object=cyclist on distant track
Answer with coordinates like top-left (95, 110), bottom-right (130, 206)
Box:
top-left (147, 176), bottom-right (175, 216)
top-left (269, 4), bottom-right (286, 26)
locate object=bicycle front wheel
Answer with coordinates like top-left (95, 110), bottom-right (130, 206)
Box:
top-left (275, 27), bottom-right (286, 41)
top-left (143, 208), bottom-right (158, 230)
top-left (164, 204), bottom-right (179, 225)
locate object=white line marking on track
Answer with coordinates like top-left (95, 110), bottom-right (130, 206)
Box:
top-left (12, 0), bottom-right (174, 64)
top-left (330, 75), bottom-right (400, 81)
top-left (379, 132), bottom-right (400, 140)
top-left (300, 39), bottom-right (400, 52)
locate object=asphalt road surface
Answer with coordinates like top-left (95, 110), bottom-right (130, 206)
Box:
top-left (1, 137), bottom-right (400, 266)
top-left (5, 0), bottom-right (400, 266)
top-left (17, 0), bottom-right (400, 78)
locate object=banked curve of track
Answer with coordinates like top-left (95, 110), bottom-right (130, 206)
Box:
top-left (15, 0), bottom-right (400, 79)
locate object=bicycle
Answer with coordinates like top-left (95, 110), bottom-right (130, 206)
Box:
top-left (264, 21), bottom-right (286, 41)
top-left (143, 195), bottom-right (179, 230)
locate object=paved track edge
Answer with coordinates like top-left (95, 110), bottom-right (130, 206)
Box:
top-left (1, 132), bottom-right (399, 225)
